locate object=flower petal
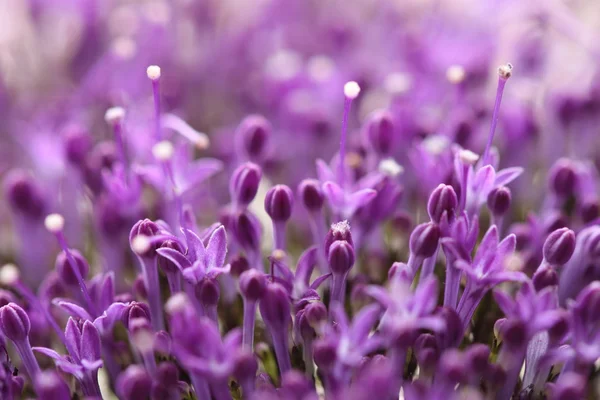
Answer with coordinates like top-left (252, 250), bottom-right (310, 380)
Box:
top-left (494, 167), bottom-right (524, 187)
top-left (206, 225), bottom-right (228, 269)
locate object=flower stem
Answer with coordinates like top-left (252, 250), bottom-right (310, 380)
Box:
top-left (242, 299), bottom-right (257, 350)
top-left (15, 339), bottom-right (41, 381)
top-left (483, 74), bottom-right (509, 166)
top-left (271, 328), bottom-right (291, 375)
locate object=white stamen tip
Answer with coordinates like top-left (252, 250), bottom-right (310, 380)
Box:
top-left (194, 135), bottom-right (210, 150)
top-left (0, 264), bottom-right (19, 285)
top-left (343, 81), bottom-right (361, 99)
top-left (459, 149), bottom-right (480, 165)
top-left (44, 213), bottom-right (65, 233)
top-left (378, 158), bottom-right (404, 177)
top-left (446, 65), bottom-right (466, 84)
top-left (146, 65), bottom-right (161, 80)
top-left (104, 107), bottom-right (126, 125)
top-left (498, 63), bottom-right (513, 79)
top-left (165, 293), bottom-right (189, 314)
top-left (131, 235), bottom-right (151, 255)
top-left (152, 140), bottom-right (174, 161)
top-left (331, 220), bottom-right (351, 234)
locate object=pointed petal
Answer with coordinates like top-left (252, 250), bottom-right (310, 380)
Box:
top-left (496, 234), bottom-right (516, 260)
top-left (322, 181), bottom-right (345, 210)
top-left (65, 318), bottom-right (82, 360)
top-left (179, 159), bottom-right (223, 194)
top-left (473, 165), bottom-right (496, 198)
top-left (206, 225), bottom-right (228, 269)
top-left (81, 359), bottom-right (103, 371)
top-left (350, 304), bottom-right (381, 343)
top-left (33, 347), bottom-right (64, 361)
top-left (494, 167), bottom-right (524, 187)
top-left (347, 188), bottom-right (377, 212)
top-left (81, 321), bottom-right (102, 363)
top-left (316, 159), bottom-right (335, 183)
top-left (412, 277), bottom-right (439, 315)
top-left (363, 285), bottom-right (394, 308)
top-left (295, 246), bottom-right (319, 286)
top-left (100, 272), bottom-right (115, 311)
top-left (182, 228), bottom-right (206, 263)
top-left (156, 248), bottom-right (192, 271)
top-left (53, 299), bottom-right (92, 321)
top-left (223, 328), bottom-right (242, 351)
top-left (310, 273), bottom-right (331, 290)
top-left (474, 225), bottom-right (499, 268)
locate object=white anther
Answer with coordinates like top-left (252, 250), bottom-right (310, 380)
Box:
top-left (44, 213), bottom-right (65, 233)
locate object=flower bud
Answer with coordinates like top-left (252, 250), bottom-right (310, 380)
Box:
top-left (543, 228), bottom-right (576, 265)
top-left (0, 303), bottom-right (30, 341)
top-left (55, 249), bottom-right (89, 286)
top-left (500, 319), bottom-right (527, 349)
top-left (365, 110), bottom-right (395, 156)
top-left (233, 350), bottom-right (258, 381)
top-left (237, 115), bottom-right (271, 161)
top-left (487, 186), bottom-right (511, 216)
top-left (157, 240), bottom-right (184, 274)
top-left (259, 283), bottom-right (291, 330)
top-left (548, 159), bottom-right (577, 198)
top-left (156, 362), bottom-right (179, 388)
top-left (123, 302), bottom-right (151, 330)
top-left (548, 310), bottom-right (570, 345)
top-left (409, 222), bottom-right (440, 258)
top-left (549, 372), bottom-right (586, 400)
top-left (304, 301), bottom-right (327, 328)
top-left (117, 365), bottom-right (152, 400)
top-left (230, 162), bottom-right (262, 207)
top-left (438, 349), bottom-right (467, 384)
top-left (427, 184), bottom-right (458, 223)
top-left (35, 370), bottom-right (71, 400)
top-left (532, 267), bottom-right (558, 291)
top-left (4, 170), bottom-right (46, 219)
top-left (195, 278), bottom-right (220, 306)
top-left (581, 201), bottom-right (599, 223)
top-left (240, 269), bottom-right (267, 301)
top-left (130, 219), bottom-right (160, 258)
top-left (230, 254), bottom-right (250, 277)
top-left (63, 126), bottom-right (92, 166)
top-left (324, 220), bottom-right (353, 258)
top-left (232, 211), bottom-right (262, 253)
top-left (464, 344), bottom-right (490, 374)
top-left (265, 185), bottom-right (294, 222)
top-left (328, 240), bottom-right (355, 275)
top-left (313, 340), bottom-right (337, 372)
top-left (298, 179), bottom-right (324, 211)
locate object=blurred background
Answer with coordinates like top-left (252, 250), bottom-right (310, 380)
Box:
top-left (1, 0), bottom-right (600, 277)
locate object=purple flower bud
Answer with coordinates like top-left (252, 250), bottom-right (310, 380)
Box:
top-left (581, 201), bottom-right (599, 223)
top-left (133, 276), bottom-right (148, 299)
top-left (487, 186), bottom-right (512, 216)
top-left (427, 184), bottom-right (458, 223)
top-left (55, 249), bottom-right (89, 286)
top-left (414, 334), bottom-right (439, 373)
top-left (4, 170), bottom-right (46, 219)
top-left (484, 363), bottom-right (507, 389)
top-left (158, 240), bottom-right (184, 274)
top-left (123, 302), bottom-right (151, 330)
top-left (259, 283), bottom-right (291, 330)
top-left (230, 254), bottom-right (250, 277)
top-left (435, 307), bottom-right (462, 349)
top-left (298, 179), bottom-right (324, 211)
top-left (195, 279), bottom-right (220, 306)
top-left (240, 269), bottom-right (267, 301)
top-left (438, 349), bottom-right (468, 384)
top-left (313, 340), bottom-right (337, 372)
top-left (130, 219), bottom-right (160, 258)
top-left (232, 211), bottom-right (262, 253)
top-left (233, 350), bottom-right (258, 381)
top-left (0, 290), bottom-right (16, 307)
top-left (237, 115), bottom-right (271, 161)
top-left (548, 310), bottom-right (570, 345)
top-left (328, 240), bottom-right (355, 275)
top-left (500, 319), bottom-right (527, 349)
top-left (280, 370), bottom-right (314, 399)
top-left (63, 126), bottom-right (92, 166)
top-left (117, 365), bottom-right (152, 400)
top-left (409, 222), bottom-right (440, 258)
top-left (365, 110), bottom-right (395, 156)
top-left (548, 159), bottom-right (577, 198)
top-left (230, 163), bottom-right (262, 207)
top-left (548, 372), bottom-right (586, 400)
top-left (533, 267), bottom-right (558, 291)
top-left (0, 303), bottom-right (30, 341)
top-left (265, 185), bottom-right (294, 222)
top-left (543, 228), bottom-right (576, 265)
top-left (324, 221), bottom-right (353, 258)
top-left (35, 370), bottom-right (71, 400)
top-left (304, 302), bottom-right (327, 328)
top-left (156, 362), bottom-right (179, 387)
top-left (464, 344), bottom-right (490, 374)
top-left (154, 331), bottom-right (172, 355)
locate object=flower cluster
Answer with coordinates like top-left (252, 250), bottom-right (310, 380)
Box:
top-left (1, 1), bottom-right (600, 399)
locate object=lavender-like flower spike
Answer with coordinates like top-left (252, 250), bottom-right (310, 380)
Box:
top-left (0, 303), bottom-right (40, 382)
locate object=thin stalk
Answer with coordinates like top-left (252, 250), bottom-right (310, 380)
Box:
top-left (483, 68), bottom-right (511, 165)
top-left (242, 299), bottom-right (257, 349)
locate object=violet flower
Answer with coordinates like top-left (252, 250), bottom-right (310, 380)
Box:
top-left (33, 318), bottom-right (103, 398)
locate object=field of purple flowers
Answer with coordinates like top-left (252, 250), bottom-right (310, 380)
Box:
top-left (1, 0), bottom-right (600, 399)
